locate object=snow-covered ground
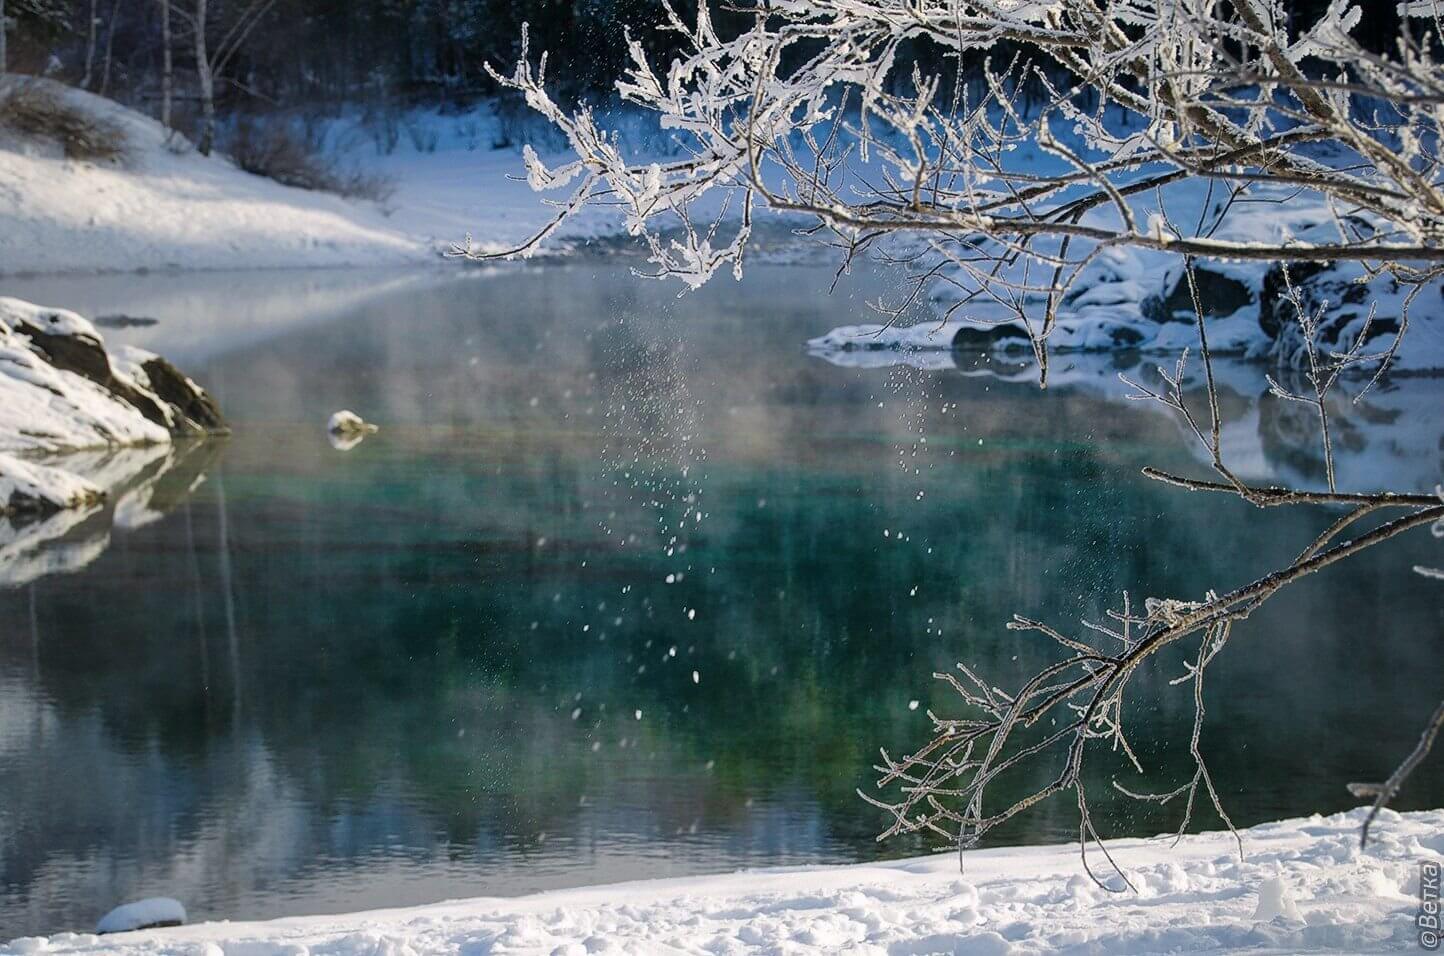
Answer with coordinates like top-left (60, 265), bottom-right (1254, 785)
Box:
top-left (0, 81), bottom-right (430, 274)
top-left (0, 83), bottom-right (639, 276)
top-left (4, 81), bottom-right (1441, 376)
top-left (322, 104), bottom-right (645, 257)
top-left (3, 807), bottom-right (1438, 955)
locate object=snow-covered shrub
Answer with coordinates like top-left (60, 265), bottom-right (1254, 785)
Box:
top-left (0, 77), bottom-right (128, 161)
top-left (226, 114), bottom-right (395, 202)
top-left (403, 117), bottom-right (440, 153)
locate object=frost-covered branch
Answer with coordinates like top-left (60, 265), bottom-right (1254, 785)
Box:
top-left (480, 0), bottom-right (1444, 884)
top-left (860, 498), bottom-right (1442, 881)
top-left (471, 0), bottom-right (1444, 380)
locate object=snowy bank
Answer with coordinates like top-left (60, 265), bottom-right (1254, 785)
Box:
top-left (0, 83), bottom-right (661, 276)
top-left (6, 807), bottom-right (1439, 955)
top-left (814, 259), bottom-right (1444, 373)
top-left (0, 79), bottom-right (429, 275)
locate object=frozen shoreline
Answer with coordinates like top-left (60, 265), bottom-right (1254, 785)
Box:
top-left (4, 807), bottom-right (1439, 955)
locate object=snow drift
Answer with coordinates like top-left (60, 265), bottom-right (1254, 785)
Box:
top-left (4, 807), bottom-right (1439, 955)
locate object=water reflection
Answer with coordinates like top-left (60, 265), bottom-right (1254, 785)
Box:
top-left (812, 343), bottom-right (1444, 493)
top-left (0, 441), bottom-right (221, 588)
top-left (0, 265), bottom-right (1441, 938)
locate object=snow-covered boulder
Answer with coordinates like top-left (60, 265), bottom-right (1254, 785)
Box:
top-left (0, 296), bottom-right (225, 456)
top-left (0, 296), bottom-right (225, 513)
top-left (826, 253), bottom-right (1444, 371)
top-left (327, 409), bottom-right (379, 450)
top-left (95, 898), bottom-right (186, 935)
top-left (1253, 260), bottom-right (1443, 370)
top-left (327, 409), bottom-right (377, 436)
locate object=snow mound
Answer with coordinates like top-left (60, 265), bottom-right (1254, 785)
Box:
top-left (0, 77), bottom-right (431, 275)
top-left (95, 900), bottom-right (186, 936)
top-left (9, 807), bottom-right (1439, 955)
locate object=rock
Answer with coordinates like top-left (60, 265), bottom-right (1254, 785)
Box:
top-left (328, 410), bottom-right (379, 435)
top-left (121, 348), bottom-right (227, 434)
top-left (93, 314), bottom-right (159, 328)
top-left (1257, 261), bottom-right (1399, 359)
top-left (96, 898), bottom-right (186, 935)
top-left (950, 323), bottom-right (1032, 352)
top-left (1140, 265), bottom-right (1254, 324)
top-left (328, 410), bottom-right (379, 450)
top-left (0, 296), bottom-right (227, 515)
top-left (0, 297), bottom-right (227, 451)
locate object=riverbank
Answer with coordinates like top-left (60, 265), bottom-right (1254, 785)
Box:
top-left (0, 81), bottom-right (635, 276)
top-left (4, 807), bottom-right (1437, 955)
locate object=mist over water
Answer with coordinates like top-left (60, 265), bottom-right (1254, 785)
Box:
top-left (1, 263), bottom-right (1441, 938)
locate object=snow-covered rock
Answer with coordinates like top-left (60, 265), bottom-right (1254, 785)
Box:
top-left (327, 410), bottom-right (379, 451)
top-left (327, 410), bottom-right (377, 436)
top-left (816, 254), bottom-right (1444, 372)
top-left (0, 296), bottom-right (225, 456)
top-left (0, 295), bottom-right (225, 513)
top-left (95, 899), bottom-right (186, 935)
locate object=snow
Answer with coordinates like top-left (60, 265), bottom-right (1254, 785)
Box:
top-left (0, 83), bottom-right (647, 277)
top-left (0, 81), bottom-right (429, 274)
top-left (5, 807), bottom-right (1439, 955)
top-left (324, 106), bottom-right (640, 257)
top-left (95, 900), bottom-right (186, 936)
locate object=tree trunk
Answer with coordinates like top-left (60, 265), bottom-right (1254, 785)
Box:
top-left (194, 0), bottom-right (214, 155)
top-left (160, 0), bottom-right (172, 130)
top-left (99, 0), bottom-right (121, 97)
top-left (1, 0), bottom-right (9, 77)
top-left (81, 0), bottom-right (98, 89)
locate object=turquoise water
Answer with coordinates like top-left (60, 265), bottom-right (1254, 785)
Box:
top-left (0, 263), bottom-right (1441, 937)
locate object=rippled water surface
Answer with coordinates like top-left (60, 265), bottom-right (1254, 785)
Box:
top-left (1, 263), bottom-right (1441, 937)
